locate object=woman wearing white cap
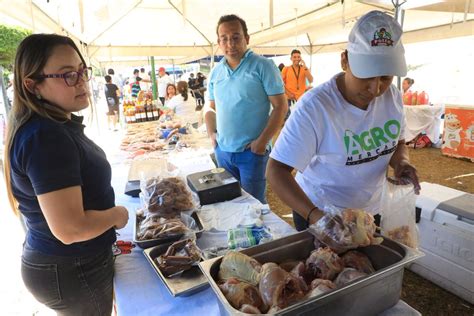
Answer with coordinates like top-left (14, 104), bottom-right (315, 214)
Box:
top-left (267, 10), bottom-right (421, 231)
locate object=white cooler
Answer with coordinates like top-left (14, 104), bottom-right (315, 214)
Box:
top-left (409, 182), bottom-right (474, 304)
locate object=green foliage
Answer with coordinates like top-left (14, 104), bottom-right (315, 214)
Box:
top-left (0, 24), bottom-right (31, 70)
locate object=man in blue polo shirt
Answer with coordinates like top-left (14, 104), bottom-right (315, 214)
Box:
top-left (205, 14), bottom-right (287, 204)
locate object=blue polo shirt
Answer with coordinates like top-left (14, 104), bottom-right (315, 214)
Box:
top-left (10, 113), bottom-right (116, 256)
top-left (208, 49), bottom-right (284, 152)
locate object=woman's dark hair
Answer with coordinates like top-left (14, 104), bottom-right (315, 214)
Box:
top-left (404, 77), bottom-right (415, 85)
top-left (216, 14), bottom-right (248, 37)
top-left (176, 81), bottom-right (189, 101)
top-left (104, 75), bottom-right (112, 83)
top-left (5, 33), bottom-right (87, 214)
top-left (166, 83), bottom-right (177, 99)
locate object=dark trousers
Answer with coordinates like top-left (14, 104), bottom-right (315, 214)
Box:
top-left (21, 243), bottom-right (114, 316)
top-left (293, 210), bottom-right (381, 232)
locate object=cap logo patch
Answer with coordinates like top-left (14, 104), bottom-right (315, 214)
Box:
top-left (371, 27), bottom-right (394, 46)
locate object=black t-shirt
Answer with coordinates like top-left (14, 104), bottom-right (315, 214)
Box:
top-left (10, 113), bottom-right (116, 256)
top-left (105, 83), bottom-right (119, 105)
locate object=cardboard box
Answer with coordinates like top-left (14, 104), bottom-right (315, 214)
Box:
top-left (410, 183), bottom-right (474, 303)
top-left (442, 105), bottom-right (474, 161)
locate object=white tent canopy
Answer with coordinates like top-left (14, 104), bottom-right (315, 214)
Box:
top-left (1, 0), bottom-right (473, 67)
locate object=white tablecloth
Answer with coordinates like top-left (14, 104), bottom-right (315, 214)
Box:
top-left (403, 105), bottom-right (444, 142)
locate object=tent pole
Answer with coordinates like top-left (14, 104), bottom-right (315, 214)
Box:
top-left (150, 56), bottom-right (158, 101)
top-left (172, 60), bottom-right (176, 84)
top-left (393, 0), bottom-right (405, 90)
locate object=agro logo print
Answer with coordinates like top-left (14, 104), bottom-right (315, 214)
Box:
top-left (371, 27), bottom-right (394, 46)
top-left (344, 119), bottom-right (400, 165)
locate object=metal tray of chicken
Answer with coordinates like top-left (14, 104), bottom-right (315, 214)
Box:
top-left (143, 242), bottom-right (209, 297)
top-left (133, 211), bottom-right (204, 249)
top-left (199, 230), bottom-right (423, 316)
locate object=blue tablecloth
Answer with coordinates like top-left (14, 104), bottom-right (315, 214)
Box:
top-left (111, 158), bottom-right (296, 316)
top-left (110, 158), bottom-right (420, 316)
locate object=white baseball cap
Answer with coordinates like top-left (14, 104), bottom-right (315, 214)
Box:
top-left (347, 10), bottom-right (407, 79)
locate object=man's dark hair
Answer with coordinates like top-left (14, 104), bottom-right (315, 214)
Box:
top-left (107, 68), bottom-right (115, 75)
top-left (104, 75), bottom-right (112, 83)
top-left (291, 49), bottom-right (301, 56)
top-left (133, 69), bottom-right (139, 75)
top-left (216, 14), bottom-right (248, 37)
top-left (140, 67), bottom-right (145, 72)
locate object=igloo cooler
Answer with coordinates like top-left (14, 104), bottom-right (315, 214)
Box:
top-left (409, 182), bottom-right (474, 304)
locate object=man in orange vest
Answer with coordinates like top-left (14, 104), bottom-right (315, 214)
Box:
top-left (282, 49), bottom-right (313, 115)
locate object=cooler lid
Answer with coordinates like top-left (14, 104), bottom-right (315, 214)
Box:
top-left (438, 194), bottom-right (474, 221)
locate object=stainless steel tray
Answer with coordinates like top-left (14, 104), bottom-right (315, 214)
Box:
top-left (199, 231), bottom-right (424, 316)
top-left (134, 212), bottom-right (204, 249)
top-left (143, 243), bottom-right (209, 297)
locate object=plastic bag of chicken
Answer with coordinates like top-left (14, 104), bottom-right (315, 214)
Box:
top-left (307, 190), bottom-right (383, 254)
top-left (380, 178), bottom-right (419, 248)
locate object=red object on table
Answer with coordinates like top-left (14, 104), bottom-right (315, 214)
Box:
top-left (442, 105), bottom-right (474, 161)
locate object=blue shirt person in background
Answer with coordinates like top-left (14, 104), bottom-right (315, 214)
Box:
top-left (4, 34), bottom-right (129, 315)
top-left (205, 14), bottom-right (287, 204)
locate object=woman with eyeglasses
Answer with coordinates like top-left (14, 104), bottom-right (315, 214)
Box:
top-left (4, 34), bottom-right (129, 315)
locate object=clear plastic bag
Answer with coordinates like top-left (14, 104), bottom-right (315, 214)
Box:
top-left (380, 178), bottom-right (419, 248)
top-left (140, 174), bottom-right (195, 218)
top-left (308, 189), bottom-right (383, 254)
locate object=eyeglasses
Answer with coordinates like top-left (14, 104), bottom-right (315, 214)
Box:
top-left (38, 67), bottom-right (92, 87)
top-left (219, 34), bottom-right (243, 45)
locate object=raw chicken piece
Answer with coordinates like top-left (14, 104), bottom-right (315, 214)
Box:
top-left (218, 251), bottom-right (262, 286)
top-left (341, 250), bottom-right (375, 274)
top-left (259, 263), bottom-right (306, 311)
top-left (310, 208), bottom-right (383, 253)
top-left (279, 260), bottom-right (301, 272)
top-left (218, 278), bottom-right (266, 313)
top-left (306, 279), bottom-right (337, 298)
top-left (305, 247), bottom-right (344, 281)
top-left (334, 268), bottom-right (368, 287)
top-left (240, 304), bottom-right (262, 314)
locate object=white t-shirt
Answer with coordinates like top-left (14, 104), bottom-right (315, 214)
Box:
top-left (167, 94), bottom-right (199, 124)
top-left (271, 73), bottom-right (406, 214)
top-left (140, 73), bottom-right (151, 91)
top-left (158, 75), bottom-right (173, 98)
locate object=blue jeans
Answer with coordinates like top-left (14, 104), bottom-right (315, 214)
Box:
top-left (214, 144), bottom-right (270, 204)
top-left (21, 242), bottom-right (114, 316)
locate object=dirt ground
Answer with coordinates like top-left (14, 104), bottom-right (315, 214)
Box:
top-left (266, 147), bottom-right (474, 315)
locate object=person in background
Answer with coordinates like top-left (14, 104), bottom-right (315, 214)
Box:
top-left (282, 49), bottom-right (313, 118)
top-left (130, 71), bottom-right (142, 99)
top-left (4, 34), bottom-right (129, 315)
top-left (167, 81), bottom-right (200, 127)
top-left (267, 11), bottom-right (420, 231)
top-left (157, 67), bottom-right (173, 105)
top-left (104, 75), bottom-right (120, 130)
top-left (402, 77), bottom-right (414, 94)
top-left (188, 73), bottom-right (197, 90)
top-left (139, 67), bottom-right (151, 91)
top-left (164, 83), bottom-right (177, 106)
top-left (205, 14), bottom-right (287, 204)
top-left (278, 63), bottom-right (285, 72)
top-left (107, 68), bottom-right (122, 97)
